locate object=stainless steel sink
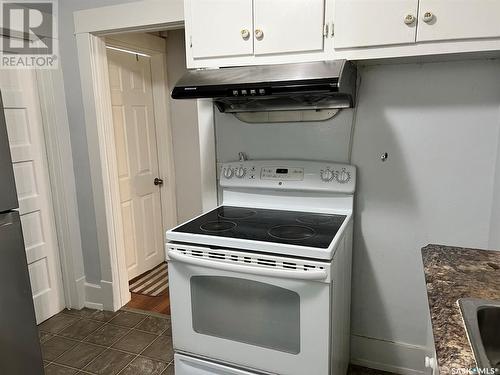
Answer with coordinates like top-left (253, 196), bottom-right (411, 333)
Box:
top-left (459, 298), bottom-right (500, 374)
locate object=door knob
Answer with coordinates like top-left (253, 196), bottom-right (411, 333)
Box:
top-left (422, 11), bottom-right (434, 23)
top-left (241, 29), bottom-right (250, 40)
top-left (404, 14), bottom-right (416, 25)
top-left (154, 177), bottom-right (164, 186)
top-left (255, 29), bottom-right (264, 40)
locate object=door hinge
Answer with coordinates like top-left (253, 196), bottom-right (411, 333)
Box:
top-left (331, 22), bottom-right (334, 37)
top-left (323, 23), bottom-right (329, 37)
top-left (189, 35), bottom-right (193, 48)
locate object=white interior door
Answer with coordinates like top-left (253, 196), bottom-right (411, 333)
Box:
top-left (107, 48), bottom-right (165, 280)
top-left (253, 0), bottom-right (325, 55)
top-left (416, 0), bottom-right (500, 42)
top-left (1, 69), bottom-right (65, 323)
top-left (188, 0), bottom-right (254, 59)
top-left (334, 0), bottom-right (418, 48)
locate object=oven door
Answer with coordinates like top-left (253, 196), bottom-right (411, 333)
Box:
top-left (167, 245), bottom-right (331, 375)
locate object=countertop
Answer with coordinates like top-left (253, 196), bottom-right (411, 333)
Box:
top-left (421, 244), bottom-right (500, 374)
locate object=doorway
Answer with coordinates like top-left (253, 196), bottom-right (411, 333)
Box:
top-left (105, 33), bottom-right (177, 315)
top-left (74, 1), bottom-right (215, 313)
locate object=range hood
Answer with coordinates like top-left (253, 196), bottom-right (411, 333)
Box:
top-left (171, 60), bottom-right (356, 114)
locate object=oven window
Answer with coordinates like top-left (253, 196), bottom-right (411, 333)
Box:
top-left (190, 276), bottom-right (300, 354)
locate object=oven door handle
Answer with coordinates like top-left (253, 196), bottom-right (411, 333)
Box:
top-left (168, 250), bottom-right (328, 281)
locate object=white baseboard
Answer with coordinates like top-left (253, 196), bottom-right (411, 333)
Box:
top-left (74, 275), bottom-right (86, 309)
top-left (350, 334), bottom-right (429, 375)
top-left (100, 280), bottom-right (116, 311)
top-left (84, 280), bottom-right (117, 311)
top-left (84, 281), bottom-right (104, 310)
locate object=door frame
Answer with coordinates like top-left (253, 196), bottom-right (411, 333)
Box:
top-left (36, 59), bottom-right (87, 310)
top-left (105, 32), bottom-right (179, 289)
top-left (74, 0), bottom-right (217, 311)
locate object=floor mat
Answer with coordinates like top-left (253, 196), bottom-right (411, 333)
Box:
top-left (129, 262), bottom-right (168, 297)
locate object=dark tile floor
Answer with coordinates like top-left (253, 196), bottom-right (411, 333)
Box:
top-left (39, 307), bottom-right (394, 375)
top-left (39, 307), bottom-right (173, 375)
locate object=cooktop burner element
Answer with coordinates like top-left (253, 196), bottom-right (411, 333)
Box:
top-left (173, 206), bottom-right (347, 249)
top-left (268, 225), bottom-right (315, 241)
top-left (200, 220), bottom-right (237, 232)
top-left (296, 214), bottom-right (335, 225)
top-left (218, 207), bottom-right (257, 220)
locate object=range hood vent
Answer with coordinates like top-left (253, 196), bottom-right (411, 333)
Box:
top-left (171, 60), bottom-right (357, 114)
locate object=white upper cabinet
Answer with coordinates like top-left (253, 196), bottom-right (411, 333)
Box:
top-left (253, 0), bottom-right (325, 55)
top-left (416, 0), bottom-right (500, 42)
top-left (185, 0), bottom-right (500, 67)
top-left (185, 0), bottom-right (329, 68)
top-left (189, 0), bottom-right (253, 59)
top-left (333, 0), bottom-right (419, 48)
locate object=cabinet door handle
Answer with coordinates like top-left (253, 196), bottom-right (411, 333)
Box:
top-left (422, 11), bottom-right (434, 23)
top-left (404, 14), bottom-right (416, 25)
top-left (255, 29), bottom-right (264, 40)
top-left (241, 29), bottom-right (250, 40)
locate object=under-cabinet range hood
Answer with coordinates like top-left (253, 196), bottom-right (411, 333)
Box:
top-left (171, 60), bottom-right (357, 113)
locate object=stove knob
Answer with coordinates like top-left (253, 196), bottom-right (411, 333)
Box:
top-left (320, 169), bottom-right (334, 182)
top-left (223, 167), bottom-right (234, 179)
top-left (334, 168), bottom-right (351, 184)
top-left (235, 167), bottom-right (246, 178)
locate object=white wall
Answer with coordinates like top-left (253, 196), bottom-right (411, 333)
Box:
top-left (489, 122), bottom-right (500, 249)
top-left (350, 59), bottom-right (500, 372)
top-left (215, 58), bottom-right (500, 373)
top-left (166, 30), bottom-right (203, 223)
top-left (215, 109), bottom-right (354, 163)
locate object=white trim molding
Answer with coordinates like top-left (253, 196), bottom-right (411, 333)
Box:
top-left (84, 282), bottom-right (103, 310)
top-left (196, 99), bottom-right (218, 211)
top-left (74, 0), bottom-right (184, 35)
top-left (36, 65), bottom-right (86, 309)
top-left (350, 334), bottom-right (428, 375)
top-left (77, 32), bottom-right (129, 311)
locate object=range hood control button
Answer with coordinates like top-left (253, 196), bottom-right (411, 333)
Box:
top-left (241, 89), bottom-right (247, 95)
top-left (232, 90), bottom-right (238, 96)
top-left (259, 89), bottom-right (266, 95)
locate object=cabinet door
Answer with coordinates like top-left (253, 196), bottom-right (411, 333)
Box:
top-left (189, 0), bottom-right (253, 59)
top-left (334, 0), bottom-right (418, 48)
top-left (253, 0), bottom-right (325, 55)
top-left (417, 0), bottom-right (500, 42)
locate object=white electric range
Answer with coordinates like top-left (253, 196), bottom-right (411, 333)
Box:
top-left (166, 160), bottom-right (356, 375)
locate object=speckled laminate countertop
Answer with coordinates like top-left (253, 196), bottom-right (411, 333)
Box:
top-left (421, 244), bottom-right (500, 374)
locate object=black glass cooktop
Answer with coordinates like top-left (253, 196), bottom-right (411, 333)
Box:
top-left (173, 206), bottom-right (346, 249)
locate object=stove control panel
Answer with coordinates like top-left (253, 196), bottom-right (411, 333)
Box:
top-left (261, 167), bottom-right (304, 181)
top-left (220, 160), bottom-right (356, 193)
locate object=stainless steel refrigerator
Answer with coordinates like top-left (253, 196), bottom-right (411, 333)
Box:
top-left (0, 91), bottom-right (44, 374)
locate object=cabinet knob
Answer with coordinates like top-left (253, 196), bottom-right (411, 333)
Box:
top-left (255, 29), bottom-right (264, 40)
top-left (423, 11), bottom-right (434, 23)
top-left (241, 29), bottom-right (250, 40)
top-left (404, 14), bottom-right (416, 25)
